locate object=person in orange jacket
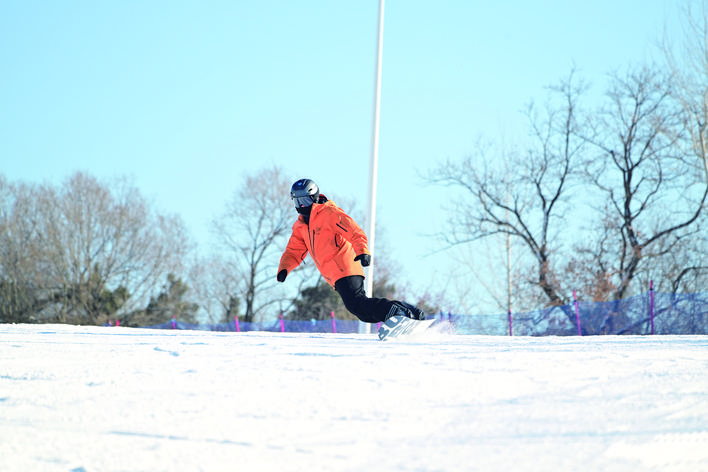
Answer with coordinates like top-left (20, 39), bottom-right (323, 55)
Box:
top-left (277, 178), bottom-right (425, 323)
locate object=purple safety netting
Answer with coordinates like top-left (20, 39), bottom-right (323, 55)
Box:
top-left (136, 291), bottom-right (708, 335)
top-left (142, 318), bottom-right (365, 334)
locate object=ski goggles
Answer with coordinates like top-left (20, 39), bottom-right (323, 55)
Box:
top-left (292, 194), bottom-right (317, 208)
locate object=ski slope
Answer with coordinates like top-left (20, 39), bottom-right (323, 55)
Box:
top-left (1, 324), bottom-right (706, 472)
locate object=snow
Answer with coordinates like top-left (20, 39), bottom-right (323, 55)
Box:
top-left (1, 324), bottom-right (707, 472)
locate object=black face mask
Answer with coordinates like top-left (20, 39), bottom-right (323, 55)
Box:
top-left (296, 204), bottom-right (312, 223)
top-left (296, 205), bottom-right (312, 217)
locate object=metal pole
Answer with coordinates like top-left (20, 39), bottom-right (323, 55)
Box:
top-left (650, 280), bottom-right (655, 335)
top-left (506, 223), bottom-right (512, 336)
top-left (573, 290), bottom-right (582, 336)
top-left (360, 0), bottom-right (385, 334)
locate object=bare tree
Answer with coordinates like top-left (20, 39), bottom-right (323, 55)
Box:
top-left (0, 172), bottom-right (191, 325)
top-left (582, 67), bottom-right (708, 312)
top-left (663, 0), bottom-right (708, 184)
top-left (187, 254), bottom-right (240, 324)
top-left (212, 166), bottom-right (294, 323)
top-left (0, 177), bottom-right (45, 322)
top-left (431, 72), bottom-right (586, 326)
top-left (649, 222), bottom-right (708, 293)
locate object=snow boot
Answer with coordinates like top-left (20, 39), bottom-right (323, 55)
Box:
top-left (385, 301), bottom-right (426, 321)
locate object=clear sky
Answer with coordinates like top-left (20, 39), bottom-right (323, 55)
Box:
top-left (0, 0), bottom-right (680, 313)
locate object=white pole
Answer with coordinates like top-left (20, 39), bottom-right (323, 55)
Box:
top-left (360, 0), bottom-right (385, 334)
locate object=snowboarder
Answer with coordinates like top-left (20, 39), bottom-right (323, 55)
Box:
top-left (277, 178), bottom-right (426, 324)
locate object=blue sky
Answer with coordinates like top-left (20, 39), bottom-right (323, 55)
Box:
top-left (0, 0), bottom-right (680, 312)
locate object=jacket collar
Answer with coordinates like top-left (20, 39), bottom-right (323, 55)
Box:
top-left (297, 195), bottom-right (330, 224)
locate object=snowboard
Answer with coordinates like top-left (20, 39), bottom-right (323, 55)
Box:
top-left (377, 315), bottom-right (436, 341)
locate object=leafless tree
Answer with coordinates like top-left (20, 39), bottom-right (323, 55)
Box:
top-left (188, 254), bottom-right (241, 324)
top-left (0, 172), bottom-right (191, 324)
top-left (431, 72), bottom-right (586, 327)
top-left (649, 223), bottom-right (708, 293)
top-left (212, 166), bottom-right (294, 323)
top-left (0, 177), bottom-right (45, 322)
top-left (581, 67), bottom-right (708, 312)
top-left (663, 0), bottom-right (708, 184)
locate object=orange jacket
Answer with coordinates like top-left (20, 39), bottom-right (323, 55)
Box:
top-left (278, 198), bottom-right (370, 287)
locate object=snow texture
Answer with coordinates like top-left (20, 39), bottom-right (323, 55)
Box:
top-left (1, 324), bottom-right (707, 472)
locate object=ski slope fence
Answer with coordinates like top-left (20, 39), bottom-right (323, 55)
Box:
top-left (129, 290), bottom-right (708, 336)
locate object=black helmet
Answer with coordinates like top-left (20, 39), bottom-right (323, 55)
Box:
top-left (290, 178), bottom-right (320, 211)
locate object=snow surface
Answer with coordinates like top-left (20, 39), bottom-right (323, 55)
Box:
top-left (1, 324), bottom-right (707, 472)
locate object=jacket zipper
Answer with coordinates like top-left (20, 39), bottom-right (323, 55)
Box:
top-left (309, 228), bottom-right (317, 262)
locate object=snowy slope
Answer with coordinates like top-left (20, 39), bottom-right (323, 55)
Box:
top-left (1, 324), bottom-right (707, 472)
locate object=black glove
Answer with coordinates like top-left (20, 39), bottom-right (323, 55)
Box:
top-left (277, 269), bottom-right (287, 282)
top-left (354, 254), bottom-right (371, 267)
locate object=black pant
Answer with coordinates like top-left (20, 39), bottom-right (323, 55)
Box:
top-left (334, 275), bottom-right (423, 323)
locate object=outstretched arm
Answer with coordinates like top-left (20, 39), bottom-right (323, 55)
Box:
top-left (277, 231), bottom-right (308, 281)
